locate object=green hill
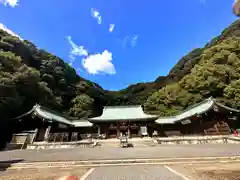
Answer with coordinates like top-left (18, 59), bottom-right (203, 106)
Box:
top-left (1, 20), bottom-right (240, 120)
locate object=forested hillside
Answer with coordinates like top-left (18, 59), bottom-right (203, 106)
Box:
top-left (0, 29), bottom-right (109, 120)
top-left (144, 37), bottom-right (240, 115)
top-left (1, 20), bottom-right (240, 121)
top-left (120, 20), bottom-right (240, 111)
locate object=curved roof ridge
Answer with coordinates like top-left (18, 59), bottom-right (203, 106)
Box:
top-left (156, 97), bottom-right (215, 124)
top-left (178, 96), bottom-right (214, 114)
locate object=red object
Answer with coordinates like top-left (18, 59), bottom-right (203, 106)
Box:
top-left (234, 130), bottom-right (239, 136)
top-left (233, 0), bottom-right (240, 17)
top-left (58, 176), bottom-right (79, 180)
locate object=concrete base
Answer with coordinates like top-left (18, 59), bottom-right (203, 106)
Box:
top-left (26, 136), bottom-right (240, 149)
top-left (27, 141), bottom-right (97, 149)
top-left (155, 135), bottom-right (240, 145)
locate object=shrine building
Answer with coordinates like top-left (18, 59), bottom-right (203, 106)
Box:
top-left (9, 97), bottom-right (240, 147)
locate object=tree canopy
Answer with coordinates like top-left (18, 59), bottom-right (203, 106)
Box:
top-left (144, 37), bottom-right (240, 115)
top-left (2, 20), bottom-right (240, 120)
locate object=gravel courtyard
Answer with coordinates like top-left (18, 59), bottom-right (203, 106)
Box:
top-left (169, 162), bottom-right (240, 180)
top-left (1, 144), bottom-right (240, 162)
top-left (0, 167), bottom-right (89, 180)
top-left (2, 163), bottom-right (240, 180)
top-left (1, 144), bottom-right (240, 179)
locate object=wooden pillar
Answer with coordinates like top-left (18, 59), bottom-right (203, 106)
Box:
top-left (128, 127), bottom-right (131, 139)
top-left (68, 130), bottom-right (72, 142)
top-left (97, 125), bottom-right (101, 135)
top-left (105, 126), bottom-right (108, 139)
top-left (146, 125), bottom-right (149, 137)
top-left (117, 128), bottom-right (120, 139)
top-left (44, 125), bottom-right (51, 142)
top-left (31, 128), bottom-right (39, 143)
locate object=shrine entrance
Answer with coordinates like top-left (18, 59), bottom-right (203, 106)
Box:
top-left (130, 124), bottom-right (140, 138)
top-left (118, 121), bottom-right (129, 138)
top-left (107, 125), bottom-right (118, 138)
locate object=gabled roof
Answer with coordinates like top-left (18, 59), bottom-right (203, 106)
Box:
top-left (34, 104), bottom-right (72, 125)
top-left (13, 104), bottom-right (93, 127)
top-left (156, 97), bottom-right (240, 124)
top-left (89, 105), bottom-right (158, 122)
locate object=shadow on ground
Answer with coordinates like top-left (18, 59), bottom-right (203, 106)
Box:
top-left (0, 159), bottom-right (23, 172)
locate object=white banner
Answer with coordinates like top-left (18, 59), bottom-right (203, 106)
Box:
top-left (140, 126), bottom-right (148, 135)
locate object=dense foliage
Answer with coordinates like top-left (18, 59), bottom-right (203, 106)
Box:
top-left (117, 20), bottom-right (240, 107)
top-left (144, 37), bottom-right (240, 115)
top-left (2, 19), bottom-right (240, 121)
top-left (0, 29), bottom-right (107, 120)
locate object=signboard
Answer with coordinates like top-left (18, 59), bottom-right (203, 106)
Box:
top-left (140, 126), bottom-right (148, 135)
top-left (228, 116), bottom-right (238, 121)
top-left (181, 119), bottom-right (191, 125)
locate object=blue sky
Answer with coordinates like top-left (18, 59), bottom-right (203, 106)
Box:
top-left (0, 0), bottom-right (238, 90)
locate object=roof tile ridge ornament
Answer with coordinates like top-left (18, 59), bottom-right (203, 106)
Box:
top-left (33, 103), bottom-right (40, 109)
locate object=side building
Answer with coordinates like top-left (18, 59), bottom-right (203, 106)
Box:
top-left (11, 104), bottom-right (158, 144)
top-left (9, 97), bottom-right (240, 147)
top-left (155, 97), bottom-right (240, 136)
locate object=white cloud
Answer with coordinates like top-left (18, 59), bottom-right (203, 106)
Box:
top-left (91, 8), bottom-right (102, 24)
top-left (0, 23), bottom-right (22, 40)
top-left (0, 0), bottom-right (19, 7)
top-left (109, 24), bottom-right (115, 32)
top-left (67, 36), bottom-right (88, 62)
top-left (131, 35), bottom-right (138, 47)
top-left (199, 0), bottom-right (206, 4)
top-left (67, 36), bottom-right (116, 75)
top-left (82, 50), bottom-right (116, 75)
top-left (122, 35), bottom-right (138, 48)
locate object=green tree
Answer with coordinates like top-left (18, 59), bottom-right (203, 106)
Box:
top-left (69, 94), bottom-right (94, 118)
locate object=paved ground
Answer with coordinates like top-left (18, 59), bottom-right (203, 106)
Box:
top-left (0, 167), bottom-right (89, 180)
top-left (2, 163), bottom-right (240, 180)
top-left (1, 144), bottom-right (240, 162)
top-left (170, 162), bottom-right (240, 180)
top-left (86, 166), bottom-right (183, 180)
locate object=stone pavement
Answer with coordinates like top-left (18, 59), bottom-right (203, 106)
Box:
top-left (2, 163), bottom-right (240, 180)
top-left (86, 165), bottom-right (184, 180)
top-left (85, 162), bottom-right (240, 180)
top-left (1, 144), bottom-right (240, 162)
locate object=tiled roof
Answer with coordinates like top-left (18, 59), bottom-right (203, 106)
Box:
top-left (34, 104), bottom-right (72, 125)
top-left (13, 104), bottom-right (93, 127)
top-left (89, 105), bottom-right (158, 122)
top-left (156, 97), bottom-right (240, 124)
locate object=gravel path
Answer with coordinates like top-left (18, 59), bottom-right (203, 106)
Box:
top-left (1, 144), bottom-right (240, 162)
top-left (0, 167), bottom-right (88, 180)
top-left (87, 165), bottom-right (184, 180)
top-left (167, 162), bottom-right (240, 180)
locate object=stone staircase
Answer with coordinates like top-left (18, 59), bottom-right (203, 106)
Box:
top-left (5, 133), bottom-right (29, 150)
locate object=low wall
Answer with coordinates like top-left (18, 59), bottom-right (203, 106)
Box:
top-left (26, 136), bottom-right (240, 149)
top-left (155, 135), bottom-right (240, 145)
top-left (27, 141), bottom-right (97, 150)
